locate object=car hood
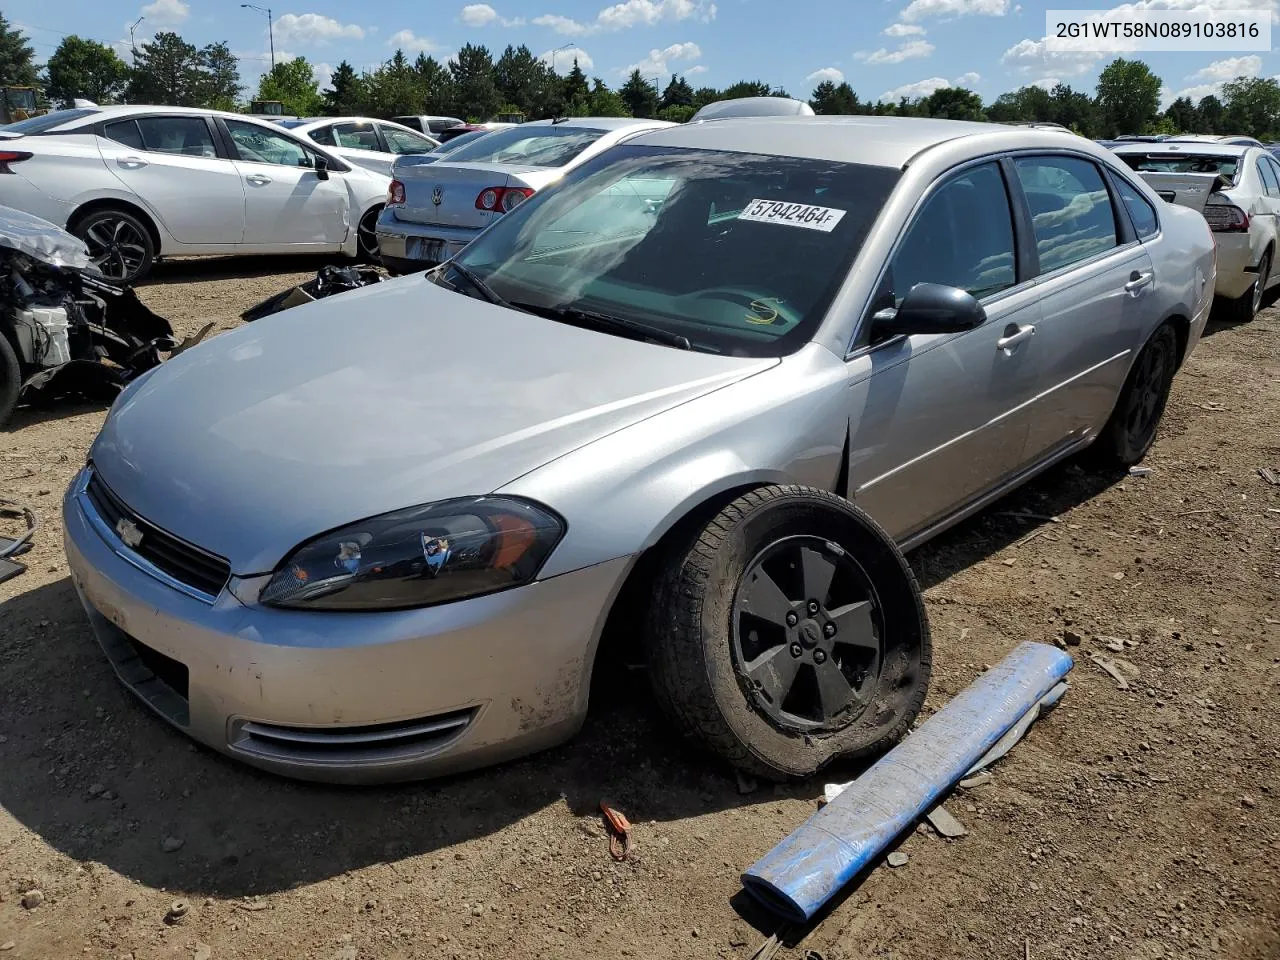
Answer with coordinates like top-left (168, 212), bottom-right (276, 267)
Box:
top-left (91, 276), bottom-right (775, 574)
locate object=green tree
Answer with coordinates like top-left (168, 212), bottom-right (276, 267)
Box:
top-left (619, 69), bottom-right (658, 118)
top-left (323, 60), bottom-right (364, 115)
top-left (1048, 83), bottom-right (1098, 136)
top-left (255, 56), bottom-right (322, 117)
top-left (922, 86), bottom-right (983, 120)
top-left (691, 86), bottom-right (720, 110)
top-left (44, 36), bottom-right (129, 105)
top-left (413, 54), bottom-right (454, 114)
top-left (0, 13), bottom-right (39, 87)
top-left (364, 50), bottom-right (422, 117)
top-left (986, 84), bottom-right (1053, 123)
top-left (721, 80), bottom-right (771, 99)
top-left (1197, 94), bottom-right (1224, 134)
top-left (1095, 57), bottom-right (1161, 137)
top-left (560, 57), bottom-right (590, 115)
top-left (810, 80), bottom-right (860, 115)
top-left (588, 78), bottom-right (629, 117)
top-left (1164, 95), bottom-right (1198, 134)
top-left (657, 103), bottom-right (695, 123)
top-left (660, 74), bottom-right (694, 110)
top-left (494, 44), bottom-right (542, 115)
top-left (1222, 76), bottom-right (1280, 139)
top-left (126, 32), bottom-right (204, 105)
top-left (196, 42), bottom-right (241, 110)
top-left (450, 43), bottom-right (500, 121)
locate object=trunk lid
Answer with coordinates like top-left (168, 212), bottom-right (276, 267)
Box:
top-left (392, 161), bottom-right (554, 229)
top-left (1133, 171), bottom-right (1223, 212)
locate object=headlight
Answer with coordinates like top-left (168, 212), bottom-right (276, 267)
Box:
top-left (260, 497), bottom-right (564, 611)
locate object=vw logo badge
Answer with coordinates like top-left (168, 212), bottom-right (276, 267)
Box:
top-left (432, 186), bottom-right (443, 206)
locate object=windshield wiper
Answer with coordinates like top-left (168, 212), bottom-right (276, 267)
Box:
top-left (440, 261), bottom-right (519, 311)
top-left (512, 302), bottom-right (692, 350)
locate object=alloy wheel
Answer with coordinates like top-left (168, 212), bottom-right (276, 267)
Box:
top-left (731, 534), bottom-right (882, 733)
top-left (82, 216), bottom-right (148, 281)
top-left (1123, 334), bottom-right (1172, 444)
top-left (1253, 255), bottom-right (1270, 316)
top-left (358, 210), bottom-right (380, 259)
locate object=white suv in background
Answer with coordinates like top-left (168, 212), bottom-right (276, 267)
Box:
top-left (0, 105), bottom-right (390, 282)
top-left (1115, 140), bottom-right (1280, 322)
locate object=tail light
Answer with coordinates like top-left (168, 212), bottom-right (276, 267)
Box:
top-left (0, 150), bottom-right (32, 174)
top-left (475, 186), bottom-right (535, 212)
top-left (388, 179), bottom-right (405, 205)
top-left (1204, 203), bottom-right (1248, 232)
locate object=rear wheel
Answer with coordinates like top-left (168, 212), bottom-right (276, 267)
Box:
top-left (357, 206), bottom-right (382, 261)
top-left (70, 207), bottom-right (155, 284)
top-left (1091, 322), bottom-right (1178, 467)
top-left (0, 333), bottom-right (20, 428)
top-left (1223, 249), bottom-right (1270, 324)
top-left (647, 485), bottom-right (931, 780)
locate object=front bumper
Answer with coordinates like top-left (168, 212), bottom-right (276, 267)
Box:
top-left (63, 469), bottom-right (632, 784)
top-left (375, 212), bottom-right (481, 272)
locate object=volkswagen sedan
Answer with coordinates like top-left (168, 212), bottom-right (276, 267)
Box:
top-left (64, 117), bottom-right (1214, 784)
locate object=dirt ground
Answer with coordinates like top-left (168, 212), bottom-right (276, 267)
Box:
top-left (1, 257), bottom-right (1277, 960)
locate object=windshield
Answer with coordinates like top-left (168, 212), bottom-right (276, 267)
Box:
top-left (1120, 153), bottom-right (1240, 182)
top-left (443, 125), bottom-right (605, 168)
top-left (451, 145), bottom-right (900, 357)
top-left (2, 108), bottom-right (99, 133)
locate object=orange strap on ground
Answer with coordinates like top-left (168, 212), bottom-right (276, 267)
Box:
top-left (600, 800), bottom-right (632, 860)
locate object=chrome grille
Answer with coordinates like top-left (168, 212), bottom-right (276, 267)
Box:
top-left (83, 469), bottom-right (231, 602)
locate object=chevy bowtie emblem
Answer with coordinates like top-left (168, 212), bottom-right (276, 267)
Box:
top-left (115, 517), bottom-right (143, 549)
top-left (432, 186), bottom-right (443, 206)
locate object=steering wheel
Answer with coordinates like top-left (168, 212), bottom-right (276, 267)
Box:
top-left (688, 285), bottom-right (803, 330)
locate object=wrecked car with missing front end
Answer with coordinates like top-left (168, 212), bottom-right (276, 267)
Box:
top-left (0, 204), bottom-right (209, 428)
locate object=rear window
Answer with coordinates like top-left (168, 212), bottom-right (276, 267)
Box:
top-left (452, 145), bottom-right (901, 358)
top-left (2, 108), bottom-right (99, 133)
top-left (1119, 153), bottom-right (1240, 184)
top-left (443, 126), bottom-right (605, 168)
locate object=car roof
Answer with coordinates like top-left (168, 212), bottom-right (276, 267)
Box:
top-left (40, 104), bottom-right (291, 130)
top-left (1111, 141), bottom-right (1250, 157)
top-left (628, 115), bottom-right (1080, 168)
top-left (518, 117), bottom-right (675, 131)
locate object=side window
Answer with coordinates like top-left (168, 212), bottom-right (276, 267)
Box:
top-left (308, 125), bottom-right (336, 147)
top-left (1112, 175), bottom-right (1159, 240)
top-left (1254, 158), bottom-right (1274, 197)
top-left (888, 161), bottom-right (1016, 303)
top-left (1014, 155), bottom-right (1118, 273)
top-left (332, 121), bottom-right (379, 151)
top-left (224, 119), bottom-right (314, 168)
top-left (379, 124), bottom-right (436, 155)
top-left (134, 117), bottom-right (217, 158)
top-left (103, 119), bottom-right (144, 150)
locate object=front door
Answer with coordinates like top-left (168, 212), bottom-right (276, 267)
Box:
top-left (220, 118), bottom-right (350, 247)
top-left (846, 160), bottom-right (1042, 542)
top-left (97, 114), bottom-right (245, 244)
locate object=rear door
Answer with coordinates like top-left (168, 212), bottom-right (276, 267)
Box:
top-left (219, 118), bottom-right (349, 247)
top-left (327, 120), bottom-right (388, 175)
top-left (847, 160), bottom-right (1044, 541)
top-left (1009, 153), bottom-right (1154, 462)
top-left (96, 114), bottom-right (245, 244)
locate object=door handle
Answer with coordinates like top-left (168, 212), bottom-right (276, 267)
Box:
top-left (116, 156), bottom-right (148, 169)
top-left (1124, 270), bottom-right (1153, 295)
top-left (245, 174), bottom-right (272, 185)
top-left (996, 323), bottom-right (1036, 352)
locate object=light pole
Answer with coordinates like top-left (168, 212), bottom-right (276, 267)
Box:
top-left (128, 16), bottom-right (144, 59)
top-left (240, 4), bottom-right (274, 71)
top-left (550, 42), bottom-right (576, 73)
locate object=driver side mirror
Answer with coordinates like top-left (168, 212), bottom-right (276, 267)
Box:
top-left (870, 282), bottom-right (986, 339)
top-left (314, 156), bottom-right (330, 181)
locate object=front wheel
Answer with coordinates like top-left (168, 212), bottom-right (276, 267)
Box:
top-left (646, 485), bottom-right (931, 781)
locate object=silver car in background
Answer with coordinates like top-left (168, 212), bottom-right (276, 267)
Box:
top-left (275, 116), bottom-right (440, 177)
top-left (375, 116), bottom-right (671, 272)
top-left (64, 117), bottom-right (1214, 784)
top-left (1114, 140), bottom-right (1280, 322)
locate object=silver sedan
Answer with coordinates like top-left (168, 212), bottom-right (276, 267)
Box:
top-left (64, 117), bottom-right (1215, 783)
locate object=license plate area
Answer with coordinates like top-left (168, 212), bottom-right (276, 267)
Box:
top-left (407, 237), bottom-right (447, 263)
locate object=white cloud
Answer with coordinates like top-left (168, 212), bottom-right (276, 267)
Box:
top-left (858, 39), bottom-right (935, 65)
top-left (1031, 76), bottom-right (1061, 90)
top-left (539, 46), bottom-right (595, 73)
top-left (881, 76), bottom-right (951, 100)
top-left (1188, 55), bottom-right (1262, 82)
top-left (273, 13), bottom-right (364, 46)
top-left (807, 67), bottom-right (846, 84)
top-left (141, 0), bottom-right (189, 26)
top-left (884, 23), bottom-right (926, 36)
top-left (900, 0), bottom-right (1008, 22)
top-left (686, 64), bottom-right (708, 75)
top-left (956, 71), bottom-right (981, 87)
top-left (619, 40), bottom-right (701, 76)
top-left (460, 4), bottom-right (525, 27)
top-left (313, 61), bottom-right (335, 91)
top-left (1000, 36), bottom-right (1104, 78)
top-left (533, 0), bottom-right (715, 36)
top-left (388, 29), bottom-right (441, 53)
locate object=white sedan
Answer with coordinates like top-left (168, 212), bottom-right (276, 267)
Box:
top-left (275, 116), bottom-right (440, 177)
top-left (1115, 140), bottom-right (1280, 322)
top-left (0, 105), bottom-right (390, 282)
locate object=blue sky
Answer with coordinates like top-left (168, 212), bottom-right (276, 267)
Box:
top-left (9, 0), bottom-right (1280, 106)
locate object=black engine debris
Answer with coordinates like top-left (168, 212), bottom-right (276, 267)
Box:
top-left (241, 263), bottom-right (386, 322)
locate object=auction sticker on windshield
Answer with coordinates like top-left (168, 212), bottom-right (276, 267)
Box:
top-left (738, 199), bottom-right (846, 232)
